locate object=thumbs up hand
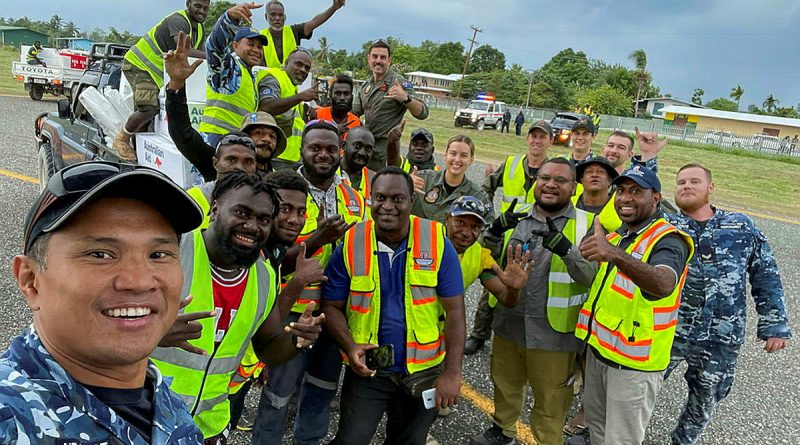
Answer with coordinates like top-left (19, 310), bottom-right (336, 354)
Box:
top-left (579, 217), bottom-right (616, 262)
top-left (410, 166), bottom-right (425, 193)
top-left (385, 79), bottom-right (409, 103)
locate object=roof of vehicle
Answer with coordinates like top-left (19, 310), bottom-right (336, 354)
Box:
top-left (468, 99), bottom-right (506, 104)
top-left (554, 112), bottom-right (584, 119)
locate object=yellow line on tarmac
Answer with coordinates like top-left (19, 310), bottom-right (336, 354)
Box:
top-left (0, 169), bottom-right (38, 184)
top-left (461, 381), bottom-right (537, 444)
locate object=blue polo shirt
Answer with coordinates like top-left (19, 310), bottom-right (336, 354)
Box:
top-left (323, 237), bottom-right (464, 373)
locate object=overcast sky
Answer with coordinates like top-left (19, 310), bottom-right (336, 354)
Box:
top-left (7, 0), bottom-right (800, 109)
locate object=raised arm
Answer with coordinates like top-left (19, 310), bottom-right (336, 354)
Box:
top-left (303, 0), bottom-right (346, 36)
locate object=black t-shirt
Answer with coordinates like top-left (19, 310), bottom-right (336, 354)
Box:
top-left (524, 167), bottom-right (539, 193)
top-left (84, 375), bottom-right (156, 441)
top-left (443, 179), bottom-right (459, 196)
top-left (270, 23), bottom-right (311, 63)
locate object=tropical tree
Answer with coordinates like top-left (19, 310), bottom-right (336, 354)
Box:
top-left (48, 14), bottom-right (63, 32)
top-left (691, 88), bottom-right (704, 105)
top-left (314, 36), bottom-right (331, 64)
top-left (629, 49), bottom-right (650, 116)
top-left (574, 85), bottom-right (634, 116)
top-left (468, 44), bottom-right (506, 73)
top-left (763, 94), bottom-right (779, 113)
top-left (705, 97), bottom-right (738, 112)
top-left (729, 84), bottom-right (744, 110)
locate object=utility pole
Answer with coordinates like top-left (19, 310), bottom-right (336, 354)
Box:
top-left (525, 70), bottom-right (535, 109)
top-left (456, 25), bottom-right (482, 99)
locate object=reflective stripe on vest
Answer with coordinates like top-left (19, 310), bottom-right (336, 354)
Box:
top-left (197, 58), bottom-right (258, 136)
top-left (124, 10), bottom-right (204, 88)
top-left (459, 242), bottom-right (484, 289)
top-left (150, 230), bottom-right (275, 437)
top-left (545, 209), bottom-right (593, 333)
top-left (256, 68), bottom-right (304, 163)
top-left (574, 218), bottom-right (694, 371)
top-left (186, 185), bottom-right (211, 229)
top-left (261, 25), bottom-right (297, 69)
top-left (343, 216), bottom-right (447, 374)
top-left (286, 182), bottom-right (366, 314)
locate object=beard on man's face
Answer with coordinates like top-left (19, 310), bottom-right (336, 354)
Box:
top-left (332, 100), bottom-right (352, 115)
top-left (214, 224), bottom-right (263, 268)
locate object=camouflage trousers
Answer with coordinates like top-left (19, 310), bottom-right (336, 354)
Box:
top-left (664, 336), bottom-right (740, 445)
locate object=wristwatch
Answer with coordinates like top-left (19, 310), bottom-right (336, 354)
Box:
top-left (402, 96), bottom-right (413, 105)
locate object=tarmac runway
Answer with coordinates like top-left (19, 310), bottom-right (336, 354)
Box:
top-left (0, 95), bottom-right (796, 444)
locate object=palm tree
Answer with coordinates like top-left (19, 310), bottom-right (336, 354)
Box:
top-left (62, 22), bottom-right (80, 38)
top-left (48, 15), bottom-right (63, 32)
top-left (763, 94), bottom-right (779, 114)
top-left (315, 36), bottom-right (331, 65)
top-left (729, 84), bottom-right (744, 110)
top-left (692, 88), bottom-right (704, 105)
top-left (629, 49), bottom-right (648, 117)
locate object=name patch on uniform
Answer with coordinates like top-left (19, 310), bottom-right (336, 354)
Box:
top-left (424, 187), bottom-right (440, 203)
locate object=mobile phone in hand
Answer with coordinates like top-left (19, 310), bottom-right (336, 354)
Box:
top-left (422, 388), bottom-right (437, 409)
top-left (365, 344), bottom-right (394, 370)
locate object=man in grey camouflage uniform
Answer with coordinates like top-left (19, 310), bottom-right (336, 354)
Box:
top-left (2, 162), bottom-right (204, 444)
top-left (664, 163), bottom-right (791, 445)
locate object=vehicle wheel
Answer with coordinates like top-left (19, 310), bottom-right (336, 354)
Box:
top-left (475, 119), bottom-right (485, 131)
top-left (454, 120), bottom-right (460, 128)
top-left (29, 85), bottom-right (44, 101)
top-left (37, 143), bottom-right (55, 192)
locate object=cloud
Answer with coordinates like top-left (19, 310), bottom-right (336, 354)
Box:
top-left (6, 0), bottom-right (798, 107)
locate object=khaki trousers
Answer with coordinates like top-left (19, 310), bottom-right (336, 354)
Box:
top-left (490, 334), bottom-right (575, 445)
top-left (583, 349), bottom-right (664, 445)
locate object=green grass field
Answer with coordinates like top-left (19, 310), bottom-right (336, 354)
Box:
top-left (419, 108), bottom-right (800, 221)
top-left (0, 45), bottom-right (26, 96)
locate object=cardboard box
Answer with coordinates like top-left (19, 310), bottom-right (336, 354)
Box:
top-left (135, 132), bottom-right (204, 189)
top-left (154, 101), bottom-right (205, 140)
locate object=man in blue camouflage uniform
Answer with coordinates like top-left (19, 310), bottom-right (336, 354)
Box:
top-left (2, 162), bottom-right (204, 444)
top-left (664, 163), bottom-right (791, 445)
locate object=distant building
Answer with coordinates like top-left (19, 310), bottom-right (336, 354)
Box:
top-left (660, 105), bottom-right (800, 137)
top-left (55, 37), bottom-right (94, 51)
top-left (635, 97), bottom-right (705, 118)
top-left (405, 71), bottom-right (464, 98)
top-left (0, 26), bottom-right (49, 47)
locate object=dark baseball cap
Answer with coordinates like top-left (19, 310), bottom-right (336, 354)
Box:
top-left (612, 165), bottom-right (661, 193)
top-left (576, 156), bottom-right (619, 181)
top-left (448, 196), bottom-right (492, 225)
top-left (528, 120), bottom-right (553, 137)
top-left (23, 161), bottom-right (203, 254)
top-left (410, 128), bottom-right (434, 143)
top-left (572, 117), bottom-right (597, 134)
top-left (234, 27), bottom-right (269, 45)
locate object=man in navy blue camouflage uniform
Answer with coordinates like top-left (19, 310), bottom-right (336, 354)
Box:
top-left (2, 162), bottom-right (205, 444)
top-left (665, 163), bottom-right (791, 445)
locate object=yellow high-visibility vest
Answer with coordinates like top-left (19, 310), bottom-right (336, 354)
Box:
top-left (343, 216), bottom-right (447, 374)
top-left (151, 230), bottom-right (275, 437)
top-left (575, 218), bottom-right (693, 371)
top-left (198, 58), bottom-right (258, 136)
top-left (124, 10), bottom-right (204, 88)
top-left (260, 26), bottom-right (297, 69)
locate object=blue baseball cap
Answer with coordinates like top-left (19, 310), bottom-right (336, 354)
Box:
top-left (612, 165), bottom-right (661, 193)
top-left (448, 196), bottom-right (492, 225)
top-left (234, 27), bottom-right (269, 45)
